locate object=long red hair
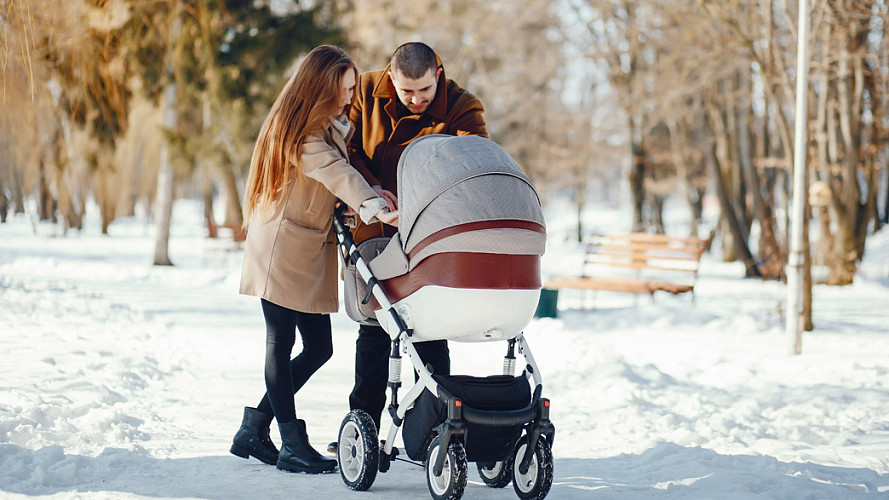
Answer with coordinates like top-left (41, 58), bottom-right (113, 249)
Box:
top-left (243, 45), bottom-right (356, 220)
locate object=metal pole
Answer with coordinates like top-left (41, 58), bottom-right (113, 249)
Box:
top-left (787, 0), bottom-right (810, 355)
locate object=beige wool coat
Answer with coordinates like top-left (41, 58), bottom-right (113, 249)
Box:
top-left (239, 117), bottom-right (379, 313)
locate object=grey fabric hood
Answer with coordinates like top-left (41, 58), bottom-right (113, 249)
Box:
top-left (369, 135), bottom-right (546, 280)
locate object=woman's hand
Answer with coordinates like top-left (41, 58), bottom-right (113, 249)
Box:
top-left (375, 209), bottom-right (399, 227)
top-left (372, 187), bottom-right (398, 211)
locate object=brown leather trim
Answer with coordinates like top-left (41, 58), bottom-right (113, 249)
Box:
top-left (407, 220), bottom-right (546, 259)
top-left (380, 252), bottom-right (541, 303)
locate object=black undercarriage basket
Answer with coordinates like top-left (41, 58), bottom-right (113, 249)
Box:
top-left (402, 374), bottom-right (532, 462)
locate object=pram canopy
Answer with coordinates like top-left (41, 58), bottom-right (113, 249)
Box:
top-left (350, 134), bottom-right (547, 341)
top-left (369, 135), bottom-right (546, 282)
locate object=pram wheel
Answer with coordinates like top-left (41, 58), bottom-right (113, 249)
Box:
top-left (477, 456), bottom-right (513, 488)
top-left (425, 435), bottom-right (468, 500)
top-left (511, 435), bottom-right (553, 500)
top-left (337, 410), bottom-right (379, 491)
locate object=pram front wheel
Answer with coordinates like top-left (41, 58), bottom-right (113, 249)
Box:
top-left (477, 456), bottom-right (513, 488)
top-left (425, 436), bottom-right (468, 500)
top-left (512, 435), bottom-right (553, 500)
top-left (337, 410), bottom-right (379, 491)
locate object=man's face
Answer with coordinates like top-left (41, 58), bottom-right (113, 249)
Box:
top-left (389, 67), bottom-right (442, 115)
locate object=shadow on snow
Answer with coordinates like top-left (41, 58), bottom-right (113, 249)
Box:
top-left (2, 443), bottom-right (886, 499)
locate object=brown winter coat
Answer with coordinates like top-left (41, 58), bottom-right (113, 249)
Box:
top-left (347, 56), bottom-right (488, 242)
top-left (239, 118), bottom-right (379, 313)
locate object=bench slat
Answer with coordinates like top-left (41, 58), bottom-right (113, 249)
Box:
top-left (587, 250), bottom-right (703, 262)
top-left (584, 260), bottom-right (699, 273)
top-left (543, 276), bottom-right (694, 295)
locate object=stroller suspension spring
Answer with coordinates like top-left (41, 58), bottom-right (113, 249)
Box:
top-left (503, 357), bottom-right (516, 376)
top-left (503, 338), bottom-right (518, 375)
top-left (389, 356), bottom-right (402, 384)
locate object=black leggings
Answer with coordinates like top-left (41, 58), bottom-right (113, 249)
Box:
top-left (255, 299), bottom-right (333, 423)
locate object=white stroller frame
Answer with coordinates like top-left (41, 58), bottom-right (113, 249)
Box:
top-left (333, 205), bottom-right (555, 500)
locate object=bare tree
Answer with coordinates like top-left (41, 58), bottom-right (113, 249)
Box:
top-left (2, 0), bottom-right (129, 233)
top-left (807, 1), bottom-right (883, 284)
top-left (334, 0), bottom-right (573, 194)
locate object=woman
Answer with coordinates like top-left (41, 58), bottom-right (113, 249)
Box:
top-left (230, 45), bottom-right (397, 474)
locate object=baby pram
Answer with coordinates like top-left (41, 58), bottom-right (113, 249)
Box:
top-left (334, 135), bottom-right (555, 500)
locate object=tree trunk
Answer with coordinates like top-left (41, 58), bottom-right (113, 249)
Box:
top-left (813, 41), bottom-right (832, 269)
top-left (575, 194), bottom-right (584, 243)
top-left (39, 156), bottom-right (55, 222)
top-left (723, 78), bottom-right (750, 241)
top-left (204, 184), bottom-right (217, 238)
top-left (803, 203), bottom-right (813, 331)
top-left (95, 167), bottom-right (115, 235)
top-left (708, 141), bottom-right (761, 277)
top-left (629, 115), bottom-right (646, 232)
top-left (153, 14), bottom-right (182, 267)
top-left (705, 92), bottom-right (761, 277)
top-left (0, 189), bottom-right (8, 223)
top-left (650, 194), bottom-right (665, 234)
top-left (153, 82), bottom-right (176, 267)
top-left (665, 118), bottom-right (699, 238)
top-left (857, 152), bottom-right (878, 255)
top-left (220, 163), bottom-right (243, 226)
top-left (826, 35), bottom-right (862, 285)
top-left (58, 170), bottom-right (84, 232)
top-left (737, 70), bottom-right (785, 280)
top-left (880, 166), bottom-right (889, 225)
top-left (11, 160), bottom-right (25, 216)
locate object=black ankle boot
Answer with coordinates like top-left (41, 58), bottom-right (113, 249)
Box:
top-left (276, 419), bottom-right (336, 474)
top-left (230, 407), bottom-right (279, 465)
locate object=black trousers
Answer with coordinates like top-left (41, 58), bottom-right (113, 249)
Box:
top-left (255, 299), bottom-right (333, 424)
top-left (348, 323), bottom-right (450, 430)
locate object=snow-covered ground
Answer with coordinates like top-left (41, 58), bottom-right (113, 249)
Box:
top-left (1, 198), bottom-right (888, 499)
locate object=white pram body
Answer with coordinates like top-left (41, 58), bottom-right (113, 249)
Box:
top-left (335, 135), bottom-right (554, 500)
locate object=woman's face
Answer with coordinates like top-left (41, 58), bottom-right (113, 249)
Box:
top-left (337, 68), bottom-right (356, 116)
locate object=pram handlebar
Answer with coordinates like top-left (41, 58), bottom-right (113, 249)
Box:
top-left (332, 203), bottom-right (358, 265)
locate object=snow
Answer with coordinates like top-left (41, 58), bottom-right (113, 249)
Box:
top-left (1, 198), bottom-right (888, 499)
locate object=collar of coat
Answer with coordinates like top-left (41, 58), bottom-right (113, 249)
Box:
top-left (329, 113), bottom-right (352, 139)
top-left (370, 53), bottom-right (448, 122)
top-left (325, 114), bottom-right (354, 156)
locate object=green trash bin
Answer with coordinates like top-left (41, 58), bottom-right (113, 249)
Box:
top-left (534, 288), bottom-right (559, 318)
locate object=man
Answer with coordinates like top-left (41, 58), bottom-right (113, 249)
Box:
top-left (335, 42), bottom-right (489, 446)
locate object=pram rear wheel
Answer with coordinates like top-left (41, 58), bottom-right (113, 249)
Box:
top-left (425, 436), bottom-right (468, 500)
top-left (511, 435), bottom-right (553, 500)
top-left (337, 410), bottom-right (379, 491)
top-left (477, 456), bottom-right (513, 488)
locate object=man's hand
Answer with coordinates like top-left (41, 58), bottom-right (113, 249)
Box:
top-left (376, 209), bottom-right (399, 227)
top-left (373, 187), bottom-right (398, 211)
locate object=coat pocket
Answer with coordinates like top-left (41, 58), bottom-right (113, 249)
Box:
top-left (282, 217), bottom-right (324, 233)
top-left (271, 218), bottom-right (331, 294)
top-left (282, 216), bottom-right (334, 246)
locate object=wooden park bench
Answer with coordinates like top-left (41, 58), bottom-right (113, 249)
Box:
top-left (542, 232), bottom-right (709, 309)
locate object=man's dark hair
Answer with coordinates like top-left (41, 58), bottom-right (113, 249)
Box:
top-left (390, 42), bottom-right (438, 79)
